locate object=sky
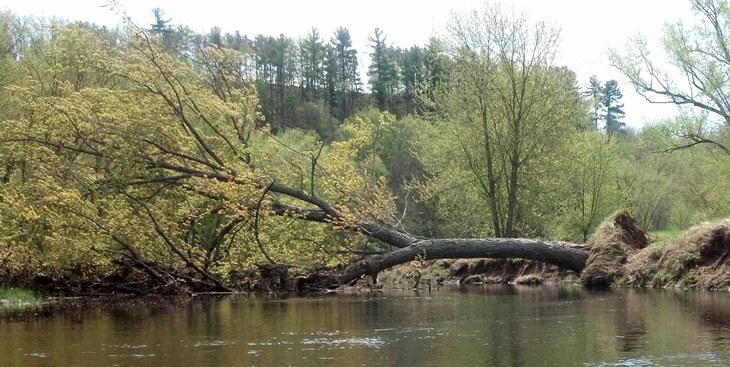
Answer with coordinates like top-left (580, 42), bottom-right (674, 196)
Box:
top-left (1, 0), bottom-right (696, 127)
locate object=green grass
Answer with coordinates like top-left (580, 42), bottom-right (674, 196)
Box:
top-left (0, 286), bottom-right (39, 302)
top-left (0, 287), bottom-right (43, 314)
top-left (648, 228), bottom-right (684, 249)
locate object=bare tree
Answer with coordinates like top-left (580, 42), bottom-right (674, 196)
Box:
top-left (610, 0), bottom-right (730, 152)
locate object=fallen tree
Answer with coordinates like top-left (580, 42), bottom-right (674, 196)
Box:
top-left (336, 238), bottom-right (590, 285)
top-left (263, 177), bottom-right (594, 288)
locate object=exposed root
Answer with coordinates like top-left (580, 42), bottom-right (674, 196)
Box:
top-left (580, 211), bottom-right (648, 287)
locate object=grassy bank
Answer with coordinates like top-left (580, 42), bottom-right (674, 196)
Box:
top-left (0, 287), bottom-right (43, 314)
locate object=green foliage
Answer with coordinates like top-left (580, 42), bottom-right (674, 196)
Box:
top-left (618, 119), bottom-right (730, 231)
top-left (610, 0), bottom-right (730, 151)
top-left (548, 131), bottom-right (622, 242)
top-left (416, 6), bottom-right (587, 238)
top-left (603, 80), bottom-right (626, 136)
top-left (367, 28), bottom-right (400, 111)
top-left (0, 287), bottom-right (43, 315)
top-left (0, 17), bottom-right (400, 285)
top-left (648, 228), bottom-right (684, 249)
top-left (0, 286), bottom-right (39, 302)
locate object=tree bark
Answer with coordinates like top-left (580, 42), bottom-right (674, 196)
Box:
top-left (337, 237), bottom-right (590, 284)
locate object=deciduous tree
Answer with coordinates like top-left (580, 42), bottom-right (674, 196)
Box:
top-left (610, 0), bottom-right (730, 151)
top-left (417, 6), bottom-right (586, 238)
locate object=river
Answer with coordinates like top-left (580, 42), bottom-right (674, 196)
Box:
top-left (2, 285), bottom-right (730, 366)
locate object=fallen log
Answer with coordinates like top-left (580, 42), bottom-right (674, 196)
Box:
top-left (337, 238), bottom-right (590, 284)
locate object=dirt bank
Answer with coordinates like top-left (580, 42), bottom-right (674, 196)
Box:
top-left (619, 218), bottom-right (730, 290)
top-left (379, 257), bottom-right (578, 289)
top-left (380, 212), bottom-right (730, 291)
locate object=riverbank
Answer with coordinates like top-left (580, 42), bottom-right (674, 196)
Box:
top-left (380, 214), bottom-right (730, 291)
top-left (2, 213), bottom-right (730, 296)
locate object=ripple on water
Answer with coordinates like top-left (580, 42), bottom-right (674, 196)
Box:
top-left (107, 353), bottom-right (156, 359)
top-left (583, 352), bottom-right (727, 367)
top-left (112, 344), bottom-right (149, 349)
top-left (191, 340), bottom-right (234, 347)
top-left (106, 343), bottom-right (156, 359)
top-left (247, 329), bottom-right (388, 355)
top-left (300, 336), bottom-right (386, 349)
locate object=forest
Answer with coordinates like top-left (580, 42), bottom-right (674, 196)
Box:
top-left (0, 0), bottom-right (729, 294)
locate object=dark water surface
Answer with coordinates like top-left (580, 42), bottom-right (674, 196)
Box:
top-left (2, 285), bottom-right (730, 366)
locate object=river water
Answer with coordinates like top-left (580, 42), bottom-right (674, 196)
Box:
top-left (2, 285), bottom-right (730, 366)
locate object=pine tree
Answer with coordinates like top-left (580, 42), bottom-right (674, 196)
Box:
top-left (367, 28), bottom-right (399, 110)
top-left (603, 80), bottom-right (625, 136)
top-left (400, 45), bottom-right (424, 114)
top-left (420, 37), bottom-right (451, 115)
top-left (150, 8), bottom-right (172, 36)
top-left (583, 75), bottom-right (604, 131)
top-left (331, 27), bottom-right (360, 119)
top-left (299, 27), bottom-right (324, 101)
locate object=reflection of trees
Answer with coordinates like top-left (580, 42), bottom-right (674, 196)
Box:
top-left (613, 290), bottom-right (648, 352)
top-left (675, 292), bottom-right (730, 348)
top-left (9, 289), bottom-right (730, 366)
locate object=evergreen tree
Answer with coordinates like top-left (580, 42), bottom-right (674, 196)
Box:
top-left (367, 28), bottom-right (399, 110)
top-left (208, 26), bottom-right (222, 47)
top-left (150, 8), bottom-right (172, 36)
top-left (400, 45), bottom-right (424, 115)
top-left (583, 75), bottom-right (604, 131)
top-left (603, 80), bottom-right (626, 136)
top-left (420, 37), bottom-right (451, 115)
top-left (322, 44), bottom-right (339, 117)
top-left (582, 77), bottom-right (625, 135)
top-left (299, 27), bottom-right (324, 101)
top-left (331, 27), bottom-right (360, 119)
top-left (270, 34), bottom-right (297, 126)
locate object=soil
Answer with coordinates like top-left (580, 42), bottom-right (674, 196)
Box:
top-left (379, 257), bottom-right (578, 289)
top-left (620, 218), bottom-right (730, 290)
top-left (580, 211), bottom-right (649, 287)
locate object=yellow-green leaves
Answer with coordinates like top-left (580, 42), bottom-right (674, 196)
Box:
top-left (0, 19), bottom-right (401, 280)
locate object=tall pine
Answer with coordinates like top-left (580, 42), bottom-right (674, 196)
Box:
top-left (367, 28), bottom-right (399, 110)
top-left (331, 27), bottom-right (360, 119)
top-left (584, 75), bottom-right (604, 131)
top-left (603, 80), bottom-right (625, 136)
top-left (299, 28), bottom-right (324, 101)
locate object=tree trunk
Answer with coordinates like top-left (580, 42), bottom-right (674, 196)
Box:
top-left (337, 237), bottom-right (590, 284)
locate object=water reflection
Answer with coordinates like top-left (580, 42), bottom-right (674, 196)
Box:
top-left (673, 291), bottom-right (730, 350)
top-left (2, 287), bottom-right (730, 366)
top-left (613, 290), bottom-right (648, 352)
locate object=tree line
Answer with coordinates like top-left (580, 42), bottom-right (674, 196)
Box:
top-left (143, 8), bottom-right (447, 137)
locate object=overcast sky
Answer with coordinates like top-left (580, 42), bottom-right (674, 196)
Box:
top-left (2, 0), bottom-right (695, 127)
